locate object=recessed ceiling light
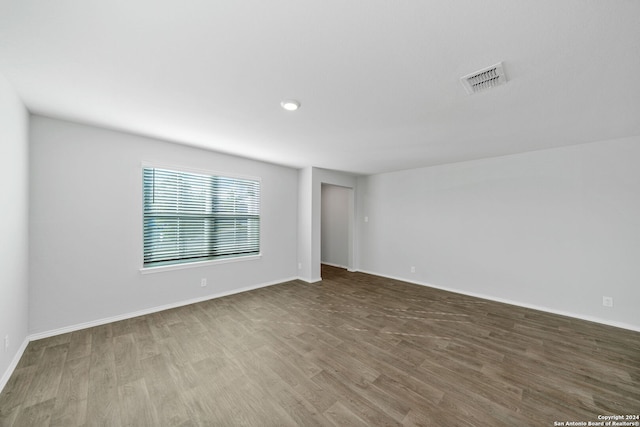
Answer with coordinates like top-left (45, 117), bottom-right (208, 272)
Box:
top-left (281, 100), bottom-right (300, 111)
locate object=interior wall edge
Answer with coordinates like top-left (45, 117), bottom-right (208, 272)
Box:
top-left (0, 337), bottom-right (29, 395)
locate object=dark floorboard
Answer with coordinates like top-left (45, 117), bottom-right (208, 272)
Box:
top-left (1, 265), bottom-right (639, 426)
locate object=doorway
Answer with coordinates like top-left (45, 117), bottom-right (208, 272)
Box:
top-left (321, 184), bottom-right (351, 270)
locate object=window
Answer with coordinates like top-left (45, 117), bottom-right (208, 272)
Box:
top-left (143, 167), bottom-right (260, 268)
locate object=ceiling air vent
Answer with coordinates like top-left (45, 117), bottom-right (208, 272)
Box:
top-left (460, 62), bottom-right (507, 94)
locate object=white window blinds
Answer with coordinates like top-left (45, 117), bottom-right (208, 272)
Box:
top-left (143, 167), bottom-right (260, 267)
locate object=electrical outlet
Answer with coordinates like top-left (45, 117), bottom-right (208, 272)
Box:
top-left (410, 266), bottom-right (416, 273)
top-left (4, 335), bottom-right (8, 351)
top-left (602, 296), bottom-right (613, 307)
top-left (364, 216), bottom-right (369, 223)
top-left (298, 263), bottom-right (302, 270)
top-left (200, 278), bottom-right (207, 288)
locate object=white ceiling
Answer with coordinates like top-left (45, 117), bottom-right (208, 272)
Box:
top-left (1, 0), bottom-right (639, 175)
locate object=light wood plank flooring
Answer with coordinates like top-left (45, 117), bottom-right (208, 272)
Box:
top-left (1, 265), bottom-right (639, 426)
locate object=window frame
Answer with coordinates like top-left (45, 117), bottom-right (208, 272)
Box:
top-left (139, 162), bottom-right (262, 274)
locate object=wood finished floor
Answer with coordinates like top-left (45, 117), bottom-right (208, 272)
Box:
top-left (1, 265), bottom-right (639, 426)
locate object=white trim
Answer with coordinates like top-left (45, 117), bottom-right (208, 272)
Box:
top-left (140, 254), bottom-right (262, 274)
top-left (0, 336), bottom-right (29, 394)
top-left (298, 276), bottom-right (323, 284)
top-left (321, 262), bottom-right (347, 269)
top-left (28, 276), bottom-right (298, 341)
top-left (355, 269), bottom-right (640, 333)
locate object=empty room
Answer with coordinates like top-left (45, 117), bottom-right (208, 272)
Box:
top-left (1, 1), bottom-right (639, 425)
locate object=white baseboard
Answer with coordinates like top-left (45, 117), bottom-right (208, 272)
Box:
top-left (3, 276), bottom-right (299, 394)
top-left (355, 269), bottom-right (640, 333)
top-left (12, 269), bottom-right (637, 393)
top-left (0, 336), bottom-right (29, 394)
top-left (298, 276), bottom-right (322, 284)
top-left (321, 262), bottom-right (347, 269)
top-left (28, 276), bottom-right (299, 341)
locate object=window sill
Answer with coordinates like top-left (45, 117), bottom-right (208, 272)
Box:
top-left (139, 254), bottom-right (262, 275)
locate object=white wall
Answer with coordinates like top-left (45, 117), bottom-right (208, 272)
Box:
top-left (357, 137), bottom-right (640, 331)
top-left (297, 167), bottom-right (315, 281)
top-left (0, 74), bottom-right (29, 391)
top-left (321, 184), bottom-right (350, 268)
top-left (29, 116), bottom-right (298, 335)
